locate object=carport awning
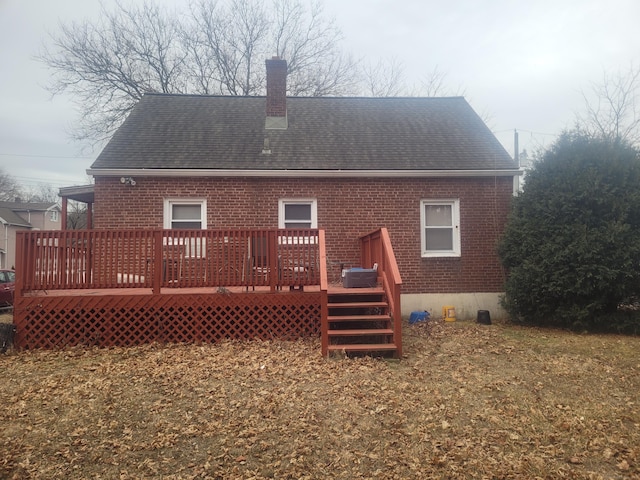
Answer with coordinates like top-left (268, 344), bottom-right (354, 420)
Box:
top-left (58, 184), bottom-right (94, 230)
top-left (59, 184), bottom-right (94, 204)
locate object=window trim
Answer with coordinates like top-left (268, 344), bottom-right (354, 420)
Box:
top-left (278, 199), bottom-right (317, 229)
top-left (163, 199), bottom-right (207, 258)
top-left (163, 198), bottom-right (207, 230)
top-left (420, 199), bottom-right (461, 257)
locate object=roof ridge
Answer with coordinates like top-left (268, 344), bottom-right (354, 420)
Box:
top-left (143, 92), bottom-right (468, 101)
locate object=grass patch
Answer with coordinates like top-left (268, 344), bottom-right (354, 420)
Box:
top-left (1, 317), bottom-right (638, 479)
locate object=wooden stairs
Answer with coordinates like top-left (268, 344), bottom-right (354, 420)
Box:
top-left (325, 286), bottom-right (400, 357)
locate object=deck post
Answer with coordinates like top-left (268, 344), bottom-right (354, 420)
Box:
top-left (86, 203), bottom-right (93, 230)
top-left (86, 230), bottom-right (93, 286)
top-left (153, 229), bottom-right (163, 294)
top-left (13, 232), bottom-right (25, 346)
top-left (14, 232), bottom-right (24, 297)
top-left (268, 230), bottom-right (278, 292)
top-left (61, 197), bottom-right (68, 231)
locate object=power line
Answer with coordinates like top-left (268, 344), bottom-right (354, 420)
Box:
top-left (492, 128), bottom-right (558, 137)
top-left (516, 129), bottom-right (558, 137)
top-left (13, 175), bottom-right (89, 187)
top-left (0, 152), bottom-right (94, 160)
top-left (492, 129), bottom-right (516, 134)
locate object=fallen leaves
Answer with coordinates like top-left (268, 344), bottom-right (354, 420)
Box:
top-left (0, 320), bottom-right (638, 479)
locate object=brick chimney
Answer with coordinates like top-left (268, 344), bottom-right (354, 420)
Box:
top-left (265, 56), bottom-right (288, 129)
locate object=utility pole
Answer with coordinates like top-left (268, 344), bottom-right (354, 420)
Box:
top-left (513, 129), bottom-right (521, 194)
top-left (514, 129), bottom-right (519, 168)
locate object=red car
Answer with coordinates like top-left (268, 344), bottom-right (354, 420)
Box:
top-left (0, 269), bottom-right (15, 308)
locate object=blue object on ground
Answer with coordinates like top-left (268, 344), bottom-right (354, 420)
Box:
top-left (409, 311), bottom-right (430, 324)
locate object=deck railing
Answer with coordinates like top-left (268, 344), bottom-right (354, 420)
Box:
top-left (16, 229), bottom-right (321, 294)
top-left (359, 227), bottom-right (403, 356)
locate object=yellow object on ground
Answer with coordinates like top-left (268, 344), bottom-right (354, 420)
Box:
top-left (442, 305), bottom-right (456, 322)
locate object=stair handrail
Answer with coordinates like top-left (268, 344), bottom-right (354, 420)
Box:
top-left (318, 229), bottom-right (329, 355)
top-left (359, 227), bottom-right (403, 357)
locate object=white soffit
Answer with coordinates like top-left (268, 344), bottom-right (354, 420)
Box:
top-left (87, 168), bottom-right (523, 178)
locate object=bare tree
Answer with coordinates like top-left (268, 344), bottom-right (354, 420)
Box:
top-left (182, 0), bottom-right (271, 96)
top-left (417, 66), bottom-right (465, 97)
top-left (66, 201), bottom-right (88, 230)
top-left (39, 1), bottom-right (186, 143)
top-left (22, 184), bottom-right (59, 204)
top-left (0, 170), bottom-right (22, 202)
top-left (272, 0), bottom-right (357, 96)
top-left (39, 0), bottom-right (358, 143)
top-left (360, 57), bottom-right (406, 97)
top-left (183, 0), bottom-right (358, 96)
top-left (359, 62), bottom-right (467, 98)
top-left (577, 64), bottom-right (640, 145)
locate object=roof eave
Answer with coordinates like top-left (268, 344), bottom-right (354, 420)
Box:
top-left (0, 216), bottom-right (31, 228)
top-left (87, 168), bottom-right (523, 178)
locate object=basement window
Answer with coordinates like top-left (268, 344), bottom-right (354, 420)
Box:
top-left (420, 199), bottom-right (460, 257)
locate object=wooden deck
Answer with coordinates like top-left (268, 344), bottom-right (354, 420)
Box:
top-left (14, 286), bottom-right (323, 349)
top-left (14, 228), bottom-right (402, 357)
top-left (14, 284), bottom-right (368, 349)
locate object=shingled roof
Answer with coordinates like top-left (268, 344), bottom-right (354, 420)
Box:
top-left (0, 207), bottom-right (30, 227)
top-left (90, 94), bottom-right (516, 173)
top-left (0, 201), bottom-right (58, 212)
top-left (0, 201), bottom-right (58, 228)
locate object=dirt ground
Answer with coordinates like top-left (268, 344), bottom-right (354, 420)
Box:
top-left (1, 314), bottom-right (638, 479)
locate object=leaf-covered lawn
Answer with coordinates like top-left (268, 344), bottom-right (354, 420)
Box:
top-left (1, 316), bottom-right (638, 479)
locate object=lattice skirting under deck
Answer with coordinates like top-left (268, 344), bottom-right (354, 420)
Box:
top-left (13, 292), bottom-right (321, 349)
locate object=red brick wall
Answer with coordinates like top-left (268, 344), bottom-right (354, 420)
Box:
top-left (266, 57), bottom-right (287, 117)
top-left (93, 176), bottom-right (513, 294)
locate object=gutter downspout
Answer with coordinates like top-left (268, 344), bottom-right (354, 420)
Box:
top-left (2, 221), bottom-right (7, 269)
top-left (513, 129), bottom-right (521, 195)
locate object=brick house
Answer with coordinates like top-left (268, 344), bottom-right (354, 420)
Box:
top-left (82, 57), bottom-right (518, 320)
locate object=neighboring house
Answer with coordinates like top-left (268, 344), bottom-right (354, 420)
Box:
top-left (83, 57), bottom-right (519, 319)
top-left (0, 201), bottom-right (61, 269)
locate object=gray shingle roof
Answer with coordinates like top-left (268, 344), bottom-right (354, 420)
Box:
top-left (0, 207), bottom-right (31, 227)
top-left (91, 94), bottom-right (516, 172)
top-left (0, 201), bottom-right (58, 212)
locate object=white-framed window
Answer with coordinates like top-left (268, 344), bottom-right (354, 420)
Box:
top-left (420, 199), bottom-right (460, 257)
top-left (163, 199), bottom-right (207, 229)
top-left (278, 199), bottom-right (317, 229)
top-left (50, 210), bottom-right (59, 222)
top-left (163, 199), bottom-right (207, 257)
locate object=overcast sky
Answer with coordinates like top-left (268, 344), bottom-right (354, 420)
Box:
top-left (1, 0), bottom-right (639, 191)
